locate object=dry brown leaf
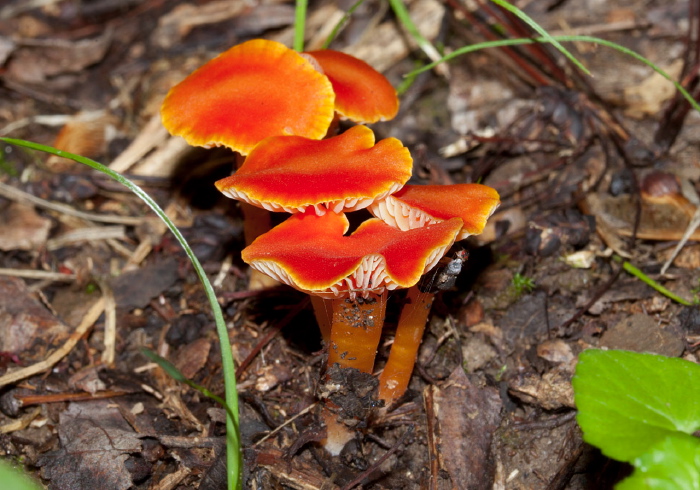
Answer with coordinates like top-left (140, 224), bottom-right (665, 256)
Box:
top-left (430, 368), bottom-right (502, 489)
top-left (0, 202), bottom-right (50, 251)
top-left (5, 30), bottom-right (112, 83)
top-left (38, 401), bottom-right (141, 490)
top-left (0, 276), bottom-right (71, 359)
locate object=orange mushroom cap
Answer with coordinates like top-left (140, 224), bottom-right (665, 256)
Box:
top-left (215, 125), bottom-right (413, 215)
top-left (242, 211), bottom-right (464, 299)
top-left (161, 39), bottom-right (335, 156)
top-left (304, 50), bottom-right (399, 123)
top-left (368, 183), bottom-right (501, 240)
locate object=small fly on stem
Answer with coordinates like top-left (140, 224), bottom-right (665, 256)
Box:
top-left (419, 249), bottom-right (469, 294)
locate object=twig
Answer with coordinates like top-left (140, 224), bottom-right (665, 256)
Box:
top-left (150, 465), bottom-right (191, 490)
top-left (556, 266), bottom-right (624, 332)
top-left (512, 411), bottom-right (576, 431)
top-left (46, 225), bottom-right (127, 250)
top-left (99, 280), bottom-right (117, 366)
top-left (253, 402), bottom-right (317, 447)
top-left (423, 385), bottom-right (439, 490)
top-left (0, 407), bottom-right (42, 434)
top-left (0, 180), bottom-right (147, 225)
top-left (0, 297), bottom-right (106, 388)
top-left (661, 207), bottom-right (700, 274)
top-left (0, 268), bottom-right (75, 282)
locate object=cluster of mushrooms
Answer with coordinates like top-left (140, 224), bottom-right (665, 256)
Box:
top-left (160, 39), bottom-right (500, 454)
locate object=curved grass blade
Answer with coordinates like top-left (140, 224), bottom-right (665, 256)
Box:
top-left (388, 0), bottom-right (442, 63)
top-left (322, 0), bottom-right (367, 49)
top-left (614, 256), bottom-right (694, 306)
top-left (405, 36), bottom-right (700, 114)
top-left (490, 0), bottom-right (590, 76)
top-left (0, 136), bottom-right (242, 490)
top-left (141, 348), bottom-right (236, 422)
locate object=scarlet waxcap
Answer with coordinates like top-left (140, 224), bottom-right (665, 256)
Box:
top-left (216, 125), bottom-right (413, 214)
top-left (369, 183), bottom-right (500, 240)
top-left (242, 211), bottom-right (463, 299)
top-left (161, 39), bottom-right (335, 155)
top-left (305, 49), bottom-right (399, 123)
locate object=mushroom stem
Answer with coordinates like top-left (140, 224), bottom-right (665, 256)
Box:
top-left (321, 408), bottom-right (355, 456)
top-left (310, 295), bottom-right (332, 342)
top-left (327, 293), bottom-right (387, 373)
top-left (321, 292), bottom-right (387, 455)
top-left (378, 285), bottom-right (434, 406)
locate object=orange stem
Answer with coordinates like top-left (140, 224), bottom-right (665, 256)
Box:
top-left (327, 292), bottom-right (386, 373)
top-left (378, 286), bottom-right (434, 406)
top-left (322, 292), bottom-right (387, 454)
top-left (310, 295), bottom-right (332, 342)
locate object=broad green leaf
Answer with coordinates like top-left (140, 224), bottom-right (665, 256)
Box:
top-left (616, 433), bottom-right (700, 490)
top-left (573, 349), bottom-right (700, 462)
top-left (0, 459), bottom-right (42, 490)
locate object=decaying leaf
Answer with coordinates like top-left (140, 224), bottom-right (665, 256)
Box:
top-left (428, 368), bottom-right (502, 489)
top-left (0, 203), bottom-right (50, 251)
top-left (5, 31), bottom-right (112, 83)
top-left (0, 276), bottom-right (70, 361)
top-left (38, 401), bottom-right (142, 490)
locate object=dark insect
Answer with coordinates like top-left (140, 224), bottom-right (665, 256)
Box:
top-left (420, 249), bottom-right (469, 293)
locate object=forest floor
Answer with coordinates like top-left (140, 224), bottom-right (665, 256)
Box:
top-left (1, 0), bottom-right (699, 488)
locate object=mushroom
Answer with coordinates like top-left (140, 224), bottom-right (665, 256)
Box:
top-left (367, 184), bottom-right (501, 406)
top-left (160, 39), bottom-right (337, 287)
top-left (368, 183), bottom-right (501, 239)
top-left (242, 210), bottom-right (464, 453)
top-left (303, 49), bottom-right (399, 124)
top-left (160, 39), bottom-right (335, 156)
top-left (215, 125), bottom-right (413, 215)
top-left (216, 123), bottom-right (413, 335)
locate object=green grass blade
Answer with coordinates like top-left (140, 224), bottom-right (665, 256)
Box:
top-left (140, 348), bottom-right (236, 422)
top-left (0, 136), bottom-right (242, 490)
top-left (490, 0), bottom-right (591, 75)
top-left (388, 0), bottom-right (441, 62)
top-left (615, 257), bottom-right (693, 306)
top-left (294, 0), bottom-right (308, 51)
top-left (405, 36), bottom-right (700, 114)
top-left (322, 0), bottom-right (367, 49)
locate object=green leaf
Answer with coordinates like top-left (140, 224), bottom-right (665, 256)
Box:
top-left (0, 459), bottom-right (42, 490)
top-left (616, 433), bottom-right (700, 490)
top-left (573, 349), bottom-right (700, 463)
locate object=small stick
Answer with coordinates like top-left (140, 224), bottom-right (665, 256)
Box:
top-left (0, 407), bottom-right (42, 434)
top-left (253, 402), bottom-right (317, 447)
top-left (423, 385), bottom-right (440, 490)
top-left (0, 268), bottom-right (75, 282)
top-left (13, 390), bottom-right (128, 407)
top-left (235, 297), bottom-right (310, 379)
top-left (0, 180), bottom-right (147, 225)
top-left (99, 280), bottom-right (117, 366)
top-left (0, 297), bottom-right (105, 388)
